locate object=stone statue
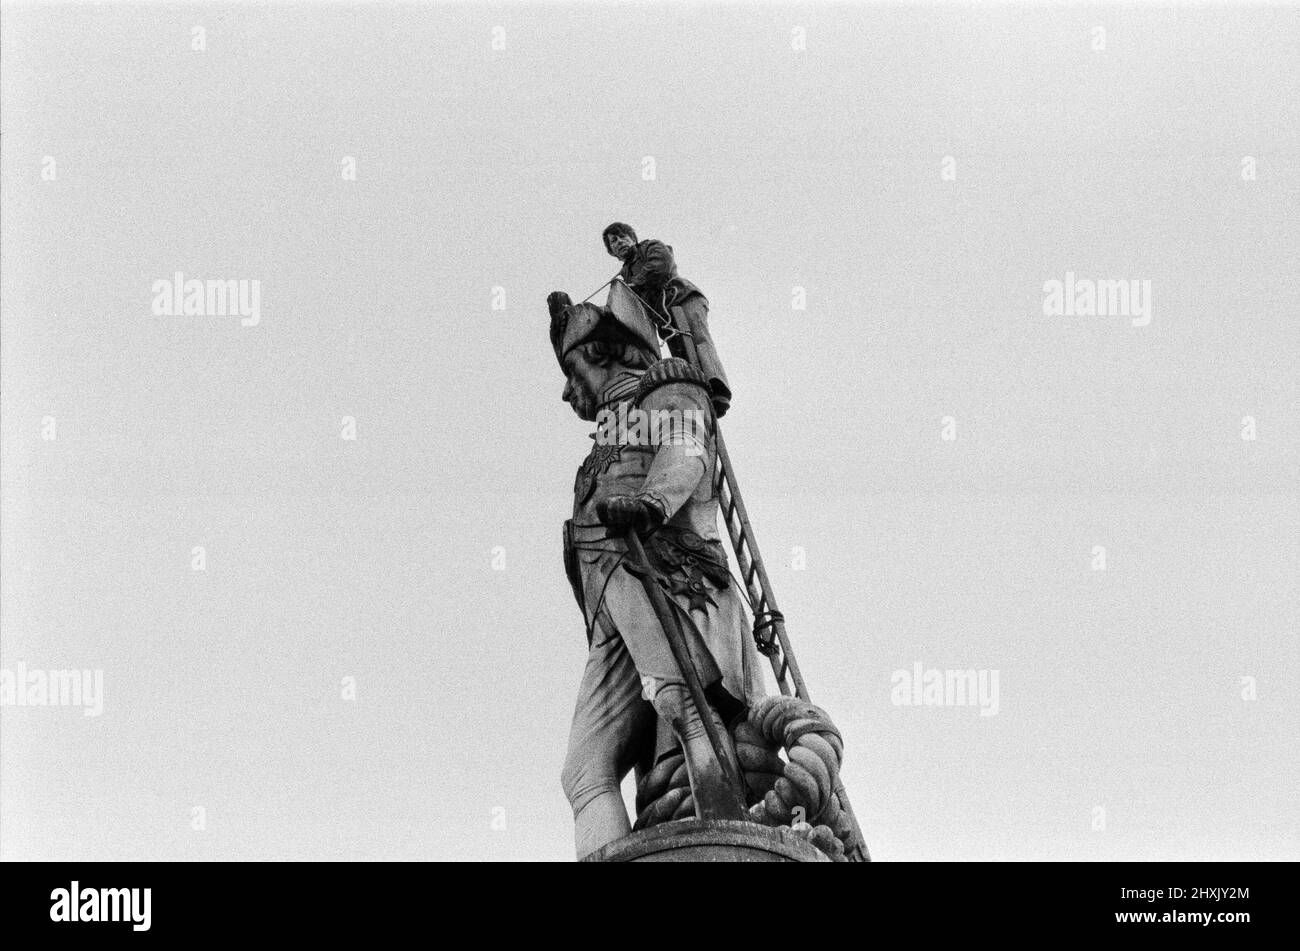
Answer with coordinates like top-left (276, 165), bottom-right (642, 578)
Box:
top-left (549, 266), bottom-right (868, 863)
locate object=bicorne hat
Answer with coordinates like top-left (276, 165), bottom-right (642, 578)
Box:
top-left (550, 279), bottom-right (660, 370)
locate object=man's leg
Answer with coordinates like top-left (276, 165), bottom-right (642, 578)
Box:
top-left (560, 612), bottom-right (655, 859)
top-left (667, 297), bottom-right (732, 417)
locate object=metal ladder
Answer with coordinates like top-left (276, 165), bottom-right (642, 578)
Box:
top-left (663, 297), bottom-right (872, 863)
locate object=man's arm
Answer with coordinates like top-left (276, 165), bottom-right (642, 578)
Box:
top-left (627, 240), bottom-right (676, 292)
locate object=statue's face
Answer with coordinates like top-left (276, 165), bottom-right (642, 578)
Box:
top-left (606, 233), bottom-right (635, 259)
top-left (561, 349), bottom-right (603, 421)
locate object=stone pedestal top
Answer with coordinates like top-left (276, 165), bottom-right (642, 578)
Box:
top-left (582, 820), bottom-right (831, 863)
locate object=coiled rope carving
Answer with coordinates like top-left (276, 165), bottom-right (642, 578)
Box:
top-left (633, 696), bottom-right (853, 861)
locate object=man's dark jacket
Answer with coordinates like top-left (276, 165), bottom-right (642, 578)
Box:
top-left (618, 240), bottom-right (706, 321)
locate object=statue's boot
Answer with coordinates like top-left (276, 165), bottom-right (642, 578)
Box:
top-left (652, 683), bottom-right (745, 820)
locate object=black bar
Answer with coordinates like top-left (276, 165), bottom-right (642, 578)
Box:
top-left (4, 861), bottom-right (1284, 938)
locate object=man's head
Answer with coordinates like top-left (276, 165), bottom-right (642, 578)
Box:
top-left (602, 222), bottom-right (638, 261)
top-left (560, 337), bottom-right (654, 421)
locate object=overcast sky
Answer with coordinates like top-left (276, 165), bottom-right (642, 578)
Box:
top-left (2, 1), bottom-right (1297, 861)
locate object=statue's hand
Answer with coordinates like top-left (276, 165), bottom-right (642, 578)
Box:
top-left (547, 291), bottom-right (572, 318)
top-left (596, 495), bottom-right (664, 534)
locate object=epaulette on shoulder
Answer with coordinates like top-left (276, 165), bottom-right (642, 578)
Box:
top-left (635, 358), bottom-right (710, 407)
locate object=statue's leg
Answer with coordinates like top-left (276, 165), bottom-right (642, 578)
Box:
top-left (561, 611), bottom-right (655, 859)
top-left (600, 569), bottom-right (745, 820)
top-left (688, 580), bottom-right (768, 711)
top-left (643, 679), bottom-right (744, 820)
